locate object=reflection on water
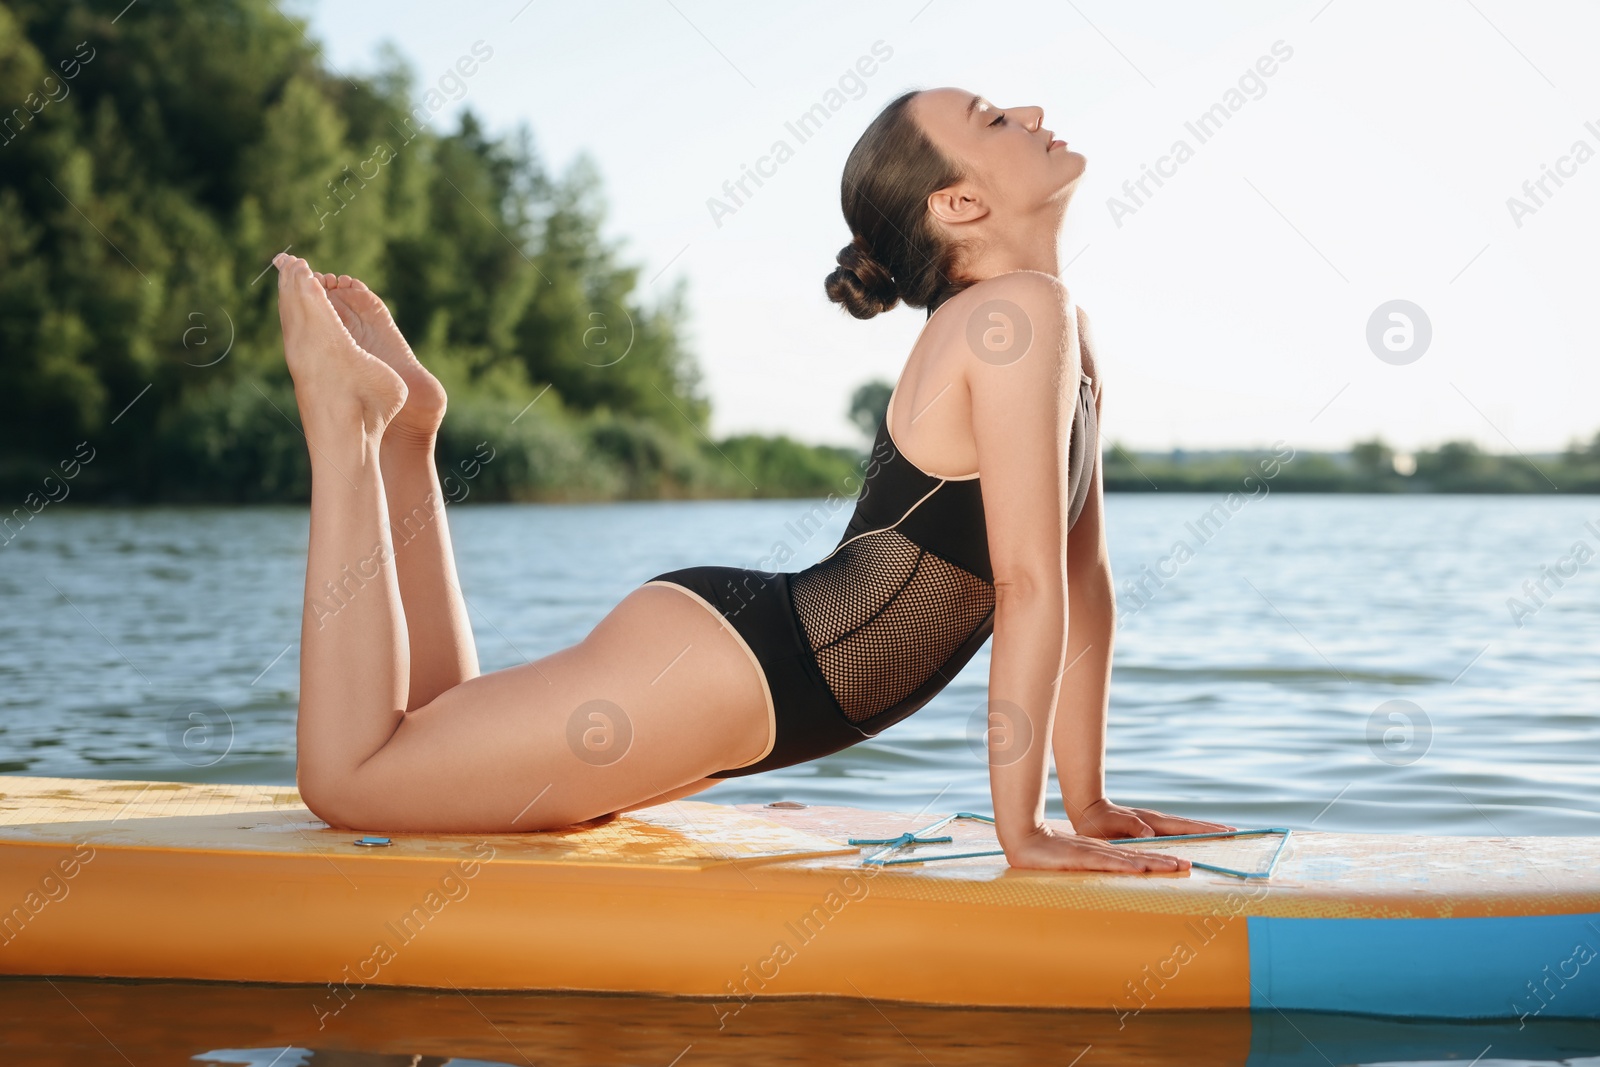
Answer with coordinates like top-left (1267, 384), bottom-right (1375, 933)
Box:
top-left (0, 496), bottom-right (1597, 832)
top-left (3, 977), bottom-right (1598, 1066)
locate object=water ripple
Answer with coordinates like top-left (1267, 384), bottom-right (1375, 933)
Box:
top-left (0, 495), bottom-right (1595, 835)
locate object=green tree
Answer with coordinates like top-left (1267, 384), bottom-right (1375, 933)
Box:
top-left (849, 379), bottom-right (891, 439)
top-left (1, 0), bottom-right (832, 503)
top-left (1350, 437), bottom-right (1395, 478)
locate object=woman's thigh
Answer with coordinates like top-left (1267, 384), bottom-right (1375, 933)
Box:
top-left (610, 776), bottom-right (721, 815)
top-left (332, 583), bottom-right (772, 832)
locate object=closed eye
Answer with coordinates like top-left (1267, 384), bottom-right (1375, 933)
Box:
top-left (988, 112), bottom-right (1007, 127)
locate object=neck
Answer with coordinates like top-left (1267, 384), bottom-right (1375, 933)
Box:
top-left (961, 198), bottom-right (1070, 282)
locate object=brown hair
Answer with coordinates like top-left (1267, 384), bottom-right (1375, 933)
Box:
top-left (824, 89), bottom-right (970, 320)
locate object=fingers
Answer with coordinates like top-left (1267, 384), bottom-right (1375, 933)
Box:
top-left (1087, 837), bottom-right (1188, 873)
top-left (1109, 846), bottom-right (1188, 873)
top-left (1007, 831), bottom-right (1192, 874)
top-left (1137, 850), bottom-right (1189, 872)
top-left (1136, 807), bottom-right (1237, 836)
top-left (1085, 813), bottom-right (1154, 840)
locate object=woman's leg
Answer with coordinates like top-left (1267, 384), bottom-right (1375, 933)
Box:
top-left (277, 254), bottom-right (413, 808)
top-left (317, 273), bottom-right (477, 709)
top-left (280, 255), bottom-right (771, 832)
top-left (351, 583), bottom-right (768, 831)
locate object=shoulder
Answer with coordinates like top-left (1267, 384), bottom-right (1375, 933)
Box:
top-left (1075, 304), bottom-right (1099, 390)
top-left (962, 269), bottom-right (1071, 314)
top-left (946, 270), bottom-right (1074, 360)
top-left (949, 271), bottom-right (1077, 378)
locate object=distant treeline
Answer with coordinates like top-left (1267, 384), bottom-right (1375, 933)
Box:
top-left (1102, 435), bottom-right (1600, 494)
top-left (1, 1), bottom-right (1594, 508)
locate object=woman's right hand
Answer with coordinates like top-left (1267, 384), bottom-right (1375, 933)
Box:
top-left (1003, 824), bottom-right (1192, 873)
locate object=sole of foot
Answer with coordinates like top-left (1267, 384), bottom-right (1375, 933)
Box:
top-left (275, 254), bottom-right (407, 443)
top-left (317, 272), bottom-right (448, 442)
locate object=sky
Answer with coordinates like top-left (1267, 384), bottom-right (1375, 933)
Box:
top-left (296, 0), bottom-right (1600, 456)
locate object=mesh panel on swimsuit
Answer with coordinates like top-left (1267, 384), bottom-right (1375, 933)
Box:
top-left (788, 526), bottom-right (996, 726)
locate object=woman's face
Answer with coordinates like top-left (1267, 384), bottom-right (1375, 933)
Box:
top-left (911, 87), bottom-right (1086, 215)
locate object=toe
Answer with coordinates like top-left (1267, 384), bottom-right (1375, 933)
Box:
top-left (292, 265), bottom-right (323, 296)
top-left (280, 257), bottom-right (311, 291)
top-left (337, 275), bottom-right (354, 288)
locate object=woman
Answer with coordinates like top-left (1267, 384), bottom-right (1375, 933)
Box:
top-left (275, 86), bottom-right (1232, 872)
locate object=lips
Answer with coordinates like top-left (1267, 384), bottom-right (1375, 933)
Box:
top-left (1047, 138), bottom-right (1066, 151)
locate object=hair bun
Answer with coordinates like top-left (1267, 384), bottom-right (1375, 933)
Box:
top-left (825, 235), bottom-right (899, 320)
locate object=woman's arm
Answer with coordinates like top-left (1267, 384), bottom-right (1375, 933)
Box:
top-left (1052, 309), bottom-right (1235, 840)
top-left (966, 273), bottom-right (1191, 874)
top-left (1053, 306), bottom-right (1113, 818)
top-left (1054, 497), bottom-right (1115, 822)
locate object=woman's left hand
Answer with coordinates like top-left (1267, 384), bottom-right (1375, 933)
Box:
top-left (1069, 796), bottom-right (1236, 840)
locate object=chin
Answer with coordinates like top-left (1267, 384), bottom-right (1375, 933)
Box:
top-left (1056, 152), bottom-right (1086, 188)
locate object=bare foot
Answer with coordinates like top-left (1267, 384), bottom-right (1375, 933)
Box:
top-left (316, 272), bottom-right (447, 441)
top-left (275, 254), bottom-right (407, 444)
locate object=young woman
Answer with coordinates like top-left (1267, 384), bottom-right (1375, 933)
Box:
top-left (275, 86), bottom-right (1232, 872)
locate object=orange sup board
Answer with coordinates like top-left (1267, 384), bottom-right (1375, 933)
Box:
top-left (1, 775), bottom-right (1597, 1020)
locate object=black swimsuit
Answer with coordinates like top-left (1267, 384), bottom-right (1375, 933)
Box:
top-left (644, 335), bottom-right (1099, 778)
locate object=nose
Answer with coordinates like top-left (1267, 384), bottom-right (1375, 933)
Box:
top-left (1022, 105), bottom-right (1044, 132)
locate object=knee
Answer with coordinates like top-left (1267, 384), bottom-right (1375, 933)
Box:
top-left (296, 770), bottom-right (366, 830)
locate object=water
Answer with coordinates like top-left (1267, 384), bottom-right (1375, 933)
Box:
top-left (4, 495), bottom-right (1600, 1064)
top-left (3, 977), bottom-right (1599, 1066)
top-left (2, 493), bottom-right (1598, 834)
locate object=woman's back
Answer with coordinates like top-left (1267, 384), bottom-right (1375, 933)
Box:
top-left (787, 282), bottom-right (1099, 736)
top-left (647, 275), bottom-right (1098, 779)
